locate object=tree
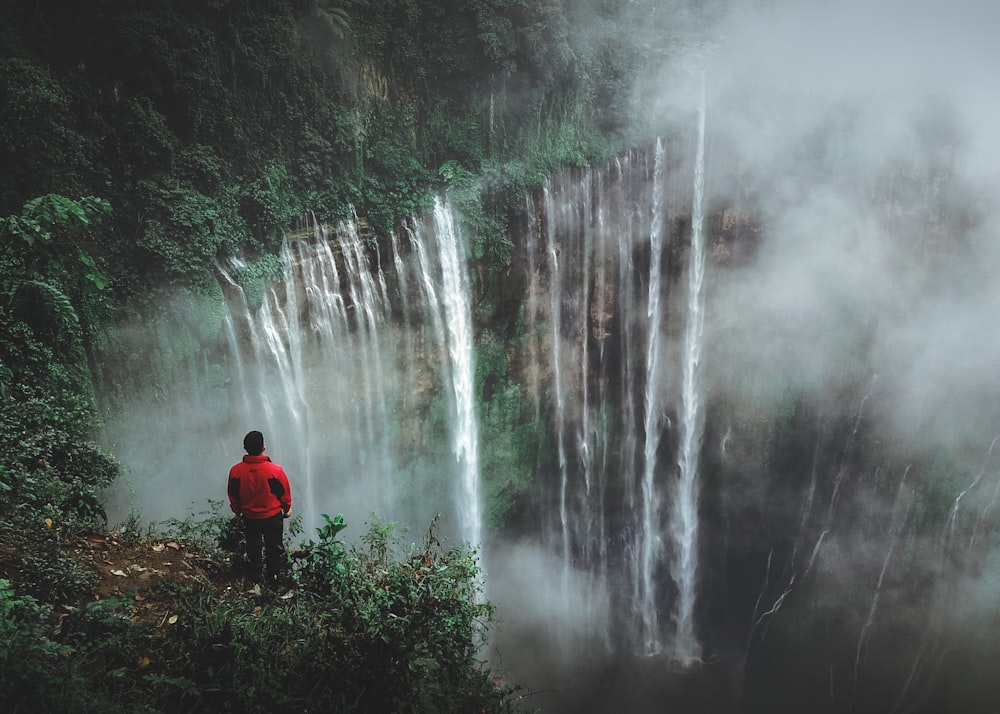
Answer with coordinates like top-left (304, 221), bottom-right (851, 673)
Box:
top-left (0, 197), bottom-right (120, 560)
top-left (1, 195), bottom-right (111, 378)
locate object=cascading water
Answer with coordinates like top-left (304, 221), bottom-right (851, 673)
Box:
top-left (638, 137), bottom-right (667, 655)
top-left (112, 124), bottom-right (714, 677)
top-left (670, 75), bottom-right (708, 664)
top-left (219, 218), bottom-right (396, 536)
top-left (100, 123), bottom-right (1000, 714)
top-left (543, 184), bottom-right (572, 595)
top-left (216, 201), bottom-right (481, 546)
top-left (537, 174), bottom-right (614, 647)
top-left (518, 119), bottom-right (712, 662)
top-left (410, 198), bottom-right (482, 552)
top-left (99, 12), bottom-right (1000, 707)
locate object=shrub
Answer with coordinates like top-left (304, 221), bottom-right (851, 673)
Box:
top-left (0, 579), bottom-right (77, 710)
top-left (26, 510), bottom-right (527, 713)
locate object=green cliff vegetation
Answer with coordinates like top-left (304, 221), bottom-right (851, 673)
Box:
top-left (0, 0), bottom-right (677, 403)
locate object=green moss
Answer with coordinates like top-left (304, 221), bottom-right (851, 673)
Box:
top-left (181, 281), bottom-right (227, 346)
top-left (474, 330), bottom-right (539, 527)
top-left (232, 254), bottom-right (287, 314)
top-left (479, 383), bottom-right (540, 528)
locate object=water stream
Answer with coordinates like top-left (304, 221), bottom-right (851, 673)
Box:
top-left (213, 202), bottom-right (480, 544)
top-left (670, 76), bottom-right (708, 663)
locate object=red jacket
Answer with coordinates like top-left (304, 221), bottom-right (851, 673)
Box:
top-left (228, 455), bottom-right (292, 520)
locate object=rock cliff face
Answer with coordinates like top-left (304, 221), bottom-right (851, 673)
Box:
top-left (477, 133), bottom-right (1000, 711)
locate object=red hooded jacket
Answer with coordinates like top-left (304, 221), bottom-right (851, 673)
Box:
top-left (228, 455), bottom-right (292, 520)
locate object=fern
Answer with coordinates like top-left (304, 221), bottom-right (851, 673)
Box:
top-left (4, 278), bottom-right (81, 342)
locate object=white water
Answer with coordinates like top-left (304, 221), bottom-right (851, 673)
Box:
top-left (100, 72), bottom-right (1000, 709)
top-left (543, 185), bottom-right (571, 588)
top-left (218, 219), bottom-right (395, 536)
top-left (515, 133), bottom-right (715, 659)
top-left (211, 204), bottom-right (481, 546)
top-left (503, 91), bottom-right (709, 666)
top-left (639, 137), bottom-right (668, 654)
top-left (411, 198), bottom-right (482, 551)
top-left (670, 77), bottom-right (708, 663)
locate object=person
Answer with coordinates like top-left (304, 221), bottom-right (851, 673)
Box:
top-left (227, 430), bottom-right (292, 587)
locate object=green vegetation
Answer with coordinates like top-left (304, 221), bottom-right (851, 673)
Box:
top-left (0, 0), bottom-right (671, 415)
top-left (0, 578), bottom-right (79, 709)
top-left (475, 330), bottom-right (544, 526)
top-left (0, 0), bottom-right (658, 292)
top-left (0, 513), bottom-right (524, 713)
top-left (1, 195), bottom-right (120, 538)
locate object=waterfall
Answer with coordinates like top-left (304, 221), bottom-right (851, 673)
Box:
top-left (218, 218), bottom-right (395, 536)
top-left (411, 198), bottom-right (482, 551)
top-left (670, 76), bottom-right (708, 664)
top-left (639, 137), bottom-right (668, 655)
top-left (174, 136), bottom-right (730, 668)
top-left (536, 168), bottom-right (621, 649)
top-left (216, 202), bottom-right (480, 547)
top-left (519, 97), bottom-right (712, 663)
top-left (113, 126), bottom-right (721, 674)
top-left (544, 184), bottom-right (571, 587)
top-left (519, 131), bottom-right (718, 660)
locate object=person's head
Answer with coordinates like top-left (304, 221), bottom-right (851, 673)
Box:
top-left (243, 430), bottom-right (265, 456)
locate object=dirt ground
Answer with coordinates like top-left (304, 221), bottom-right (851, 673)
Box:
top-left (80, 533), bottom-right (247, 621)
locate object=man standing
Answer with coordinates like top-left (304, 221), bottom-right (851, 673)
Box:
top-left (228, 430), bottom-right (292, 588)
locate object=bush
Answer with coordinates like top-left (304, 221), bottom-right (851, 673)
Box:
top-left (12, 512), bottom-right (528, 713)
top-left (0, 520), bottom-right (97, 603)
top-left (285, 514), bottom-right (521, 712)
top-left (0, 578), bottom-right (78, 711)
top-left (0, 390), bottom-right (118, 529)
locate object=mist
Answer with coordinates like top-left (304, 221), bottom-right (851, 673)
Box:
top-left (669, 0), bottom-right (1000, 458)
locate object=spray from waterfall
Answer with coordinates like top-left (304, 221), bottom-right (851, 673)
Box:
top-left (670, 74), bottom-right (708, 664)
top-left (220, 255), bottom-right (313, 531)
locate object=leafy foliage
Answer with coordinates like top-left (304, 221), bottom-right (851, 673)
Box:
top-left (0, 197), bottom-right (119, 538)
top-left (1, 0), bottom-right (654, 296)
top-left (1, 194), bottom-right (113, 380)
top-left (0, 59), bottom-right (100, 211)
top-left (0, 0), bottom-right (667, 440)
top-left (136, 179), bottom-right (228, 277)
top-left (286, 514), bottom-right (517, 711)
top-left (0, 516), bottom-right (528, 713)
top-left (0, 195), bottom-right (121, 615)
top-left (2, 195), bottom-right (111, 285)
top-left (0, 392), bottom-right (118, 523)
top-left (474, 330), bottom-right (542, 525)
top-left (0, 579), bottom-right (81, 710)
top-left (230, 252), bottom-right (288, 314)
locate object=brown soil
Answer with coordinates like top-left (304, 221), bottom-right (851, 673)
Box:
top-left (80, 533), bottom-right (246, 621)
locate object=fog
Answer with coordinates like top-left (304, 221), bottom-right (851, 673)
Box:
top-left (673, 0), bottom-right (1000, 458)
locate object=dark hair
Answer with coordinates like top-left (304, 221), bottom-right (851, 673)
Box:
top-left (243, 430), bottom-right (265, 456)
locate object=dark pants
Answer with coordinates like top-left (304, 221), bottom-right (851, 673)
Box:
top-left (244, 513), bottom-right (286, 585)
